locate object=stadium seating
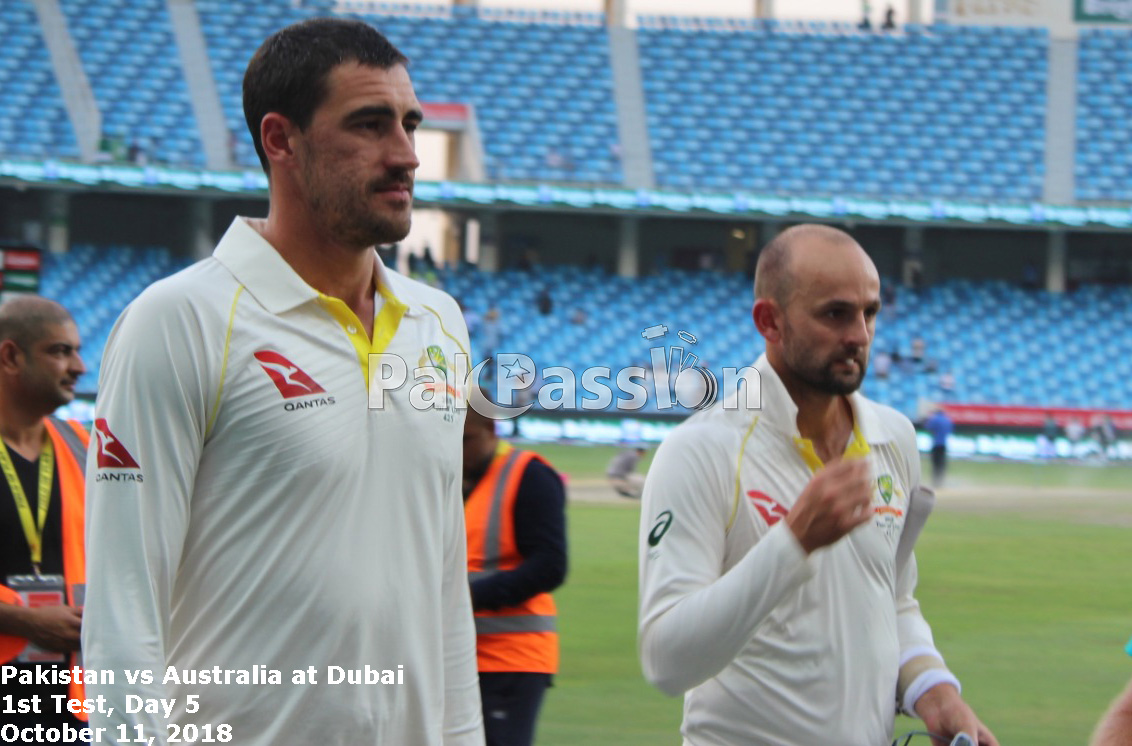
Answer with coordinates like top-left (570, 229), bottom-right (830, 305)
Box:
top-left (1076, 29), bottom-right (1132, 202)
top-left (0, 2), bottom-right (80, 160)
top-left (196, 0), bottom-right (623, 183)
top-left (39, 244), bottom-right (193, 391)
top-left (37, 244), bottom-right (1132, 415)
top-left (637, 22), bottom-right (1048, 201)
top-left (59, 0), bottom-right (205, 167)
top-left (441, 264), bottom-right (1130, 415)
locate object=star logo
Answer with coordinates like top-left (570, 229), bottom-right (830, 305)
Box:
top-left (501, 357), bottom-right (531, 383)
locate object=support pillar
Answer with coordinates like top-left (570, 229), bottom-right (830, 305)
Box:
top-left (603, 0), bottom-right (626, 27)
top-left (903, 226), bottom-right (925, 287)
top-left (477, 213), bottom-right (500, 272)
top-left (617, 217), bottom-right (640, 278)
top-left (42, 191), bottom-right (70, 254)
top-left (186, 198), bottom-right (214, 261)
top-left (1046, 230), bottom-right (1066, 293)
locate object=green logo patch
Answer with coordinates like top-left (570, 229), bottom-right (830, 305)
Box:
top-left (648, 511), bottom-right (674, 547)
top-left (426, 344), bottom-right (449, 374)
top-left (877, 474), bottom-right (893, 504)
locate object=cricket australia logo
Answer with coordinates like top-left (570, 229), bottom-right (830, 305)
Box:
top-left (873, 474), bottom-right (903, 538)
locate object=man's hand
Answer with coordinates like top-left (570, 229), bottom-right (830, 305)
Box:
top-left (25, 604), bottom-right (83, 652)
top-left (915, 683), bottom-right (999, 746)
top-left (785, 458), bottom-right (873, 554)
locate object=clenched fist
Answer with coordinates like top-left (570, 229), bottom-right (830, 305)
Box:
top-left (785, 458), bottom-right (874, 554)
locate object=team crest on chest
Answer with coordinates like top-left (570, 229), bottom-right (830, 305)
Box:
top-left (872, 473), bottom-right (904, 537)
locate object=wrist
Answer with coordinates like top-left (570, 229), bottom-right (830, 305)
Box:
top-left (906, 672), bottom-right (962, 718)
top-left (0, 602), bottom-right (34, 639)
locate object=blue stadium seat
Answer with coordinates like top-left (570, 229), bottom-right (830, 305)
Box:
top-left (1077, 29), bottom-right (1132, 201)
top-left (638, 24), bottom-right (1048, 200)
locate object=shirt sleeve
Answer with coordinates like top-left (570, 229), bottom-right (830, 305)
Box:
top-left (469, 459), bottom-right (567, 612)
top-left (637, 421), bottom-right (816, 697)
top-left (82, 287), bottom-right (215, 744)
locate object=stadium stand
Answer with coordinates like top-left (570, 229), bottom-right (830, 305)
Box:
top-left (0, 1), bottom-right (80, 160)
top-left (1076, 29), bottom-right (1132, 202)
top-left (59, 0), bottom-right (205, 167)
top-left (637, 22), bottom-right (1048, 200)
top-left (38, 244), bottom-right (193, 392)
top-left (196, 0), bottom-right (623, 183)
top-left (24, 238), bottom-right (1132, 415)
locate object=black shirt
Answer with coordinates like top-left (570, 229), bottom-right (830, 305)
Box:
top-left (465, 457), bottom-right (568, 612)
top-left (0, 442), bottom-right (72, 727)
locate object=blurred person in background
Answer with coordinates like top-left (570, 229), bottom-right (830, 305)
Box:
top-left (607, 445), bottom-right (647, 498)
top-left (925, 407), bottom-right (953, 488)
top-left (0, 297), bottom-right (90, 736)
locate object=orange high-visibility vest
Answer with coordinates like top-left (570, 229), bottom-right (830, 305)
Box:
top-left (0, 417), bottom-right (89, 718)
top-left (465, 442), bottom-right (558, 674)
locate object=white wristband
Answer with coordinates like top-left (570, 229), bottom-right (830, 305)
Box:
top-left (903, 669), bottom-right (962, 717)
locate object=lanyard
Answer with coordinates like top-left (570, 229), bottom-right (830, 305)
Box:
top-left (0, 437), bottom-right (54, 573)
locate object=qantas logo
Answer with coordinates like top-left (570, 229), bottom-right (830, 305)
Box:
top-left (254, 351), bottom-right (326, 399)
top-left (93, 419), bottom-right (140, 469)
top-left (747, 490), bottom-right (788, 526)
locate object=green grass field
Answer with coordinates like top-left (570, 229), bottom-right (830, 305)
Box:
top-left (522, 445), bottom-right (1132, 745)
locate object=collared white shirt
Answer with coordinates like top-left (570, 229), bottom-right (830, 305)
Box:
top-left (639, 354), bottom-right (939, 746)
top-left (84, 217), bottom-right (483, 745)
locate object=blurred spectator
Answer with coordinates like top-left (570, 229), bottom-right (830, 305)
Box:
top-left (858, 0), bottom-right (872, 30)
top-left (911, 337), bottom-right (937, 373)
top-left (924, 408), bottom-right (953, 488)
top-left (1038, 413), bottom-right (1060, 459)
top-left (882, 4), bottom-right (896, 30)
top-left (607, 446), bottom-right (647, 498)
top-left (570, 308), bottom-right (587, 325)
top-left (873, 349), bottom-right (892, 379)
top-left (1065, 417), bottom-right (1086, 447)
top-left (127, 140), bottom-right (147, 166)
top-left (881, 283), bottom-right (897, 320)
top-left (1094, 414), bottom-right (1117, 460)
top-left (1021, 262), bottom-right (1040, 291)
top-left (938, 371), bottom-right (955, 396)
top-left (536, 288), bottom-right (553, 315)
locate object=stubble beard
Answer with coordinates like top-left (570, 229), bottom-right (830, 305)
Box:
top-left (782, 330), bottom-right (868, 396)
top-left (303, 158), bottom-right (412, 249)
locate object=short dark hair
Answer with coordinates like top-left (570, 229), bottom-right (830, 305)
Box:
top-left (0, 296), bottom-right (73, 352)
top-left (242, 18), bottom-right (409, 174)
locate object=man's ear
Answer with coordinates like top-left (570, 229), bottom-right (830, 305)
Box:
top-left (260, 112), bottom-right (298, 170)
top-left (753, 299), bottom-right (783, 344)
top-left (0, 339), bottom-right (22, 375)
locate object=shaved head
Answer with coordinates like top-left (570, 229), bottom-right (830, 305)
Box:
top-left (754, 224), bottom-right (863, 307)
top-left (0, 296), bottom-right (74, 351)
top-left (752, 224), bottom-right (881, 397)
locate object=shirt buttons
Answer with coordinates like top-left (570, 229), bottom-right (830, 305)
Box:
top-left (347, 325), bottom-right (358, 334)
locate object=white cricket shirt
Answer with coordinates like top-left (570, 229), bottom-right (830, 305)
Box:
top-left (83, 217), bottom-right (483, 745)
top-left (639, 354), bottom-right (943, 746)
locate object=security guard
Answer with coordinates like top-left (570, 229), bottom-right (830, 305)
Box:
top-left (463, 404), bottom-right (567, 746)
